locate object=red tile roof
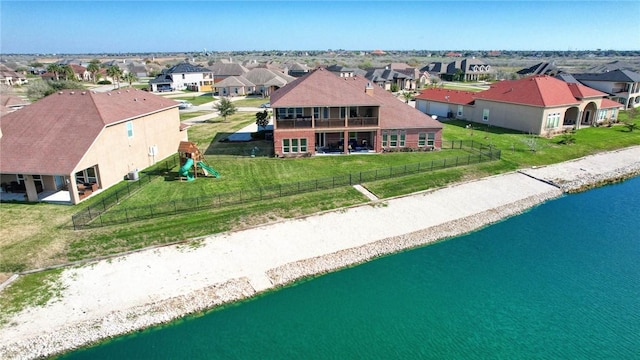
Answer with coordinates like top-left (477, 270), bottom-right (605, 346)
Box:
top-left (566, 82), bottom-right (607, 99)
top-left (600, 98), bottom-right (624, 109)
top-left (271, 68), bottom-right (442, 130)
top-left (0, 89), bottom-right (178, 175)
top-left (415, 88), bottom-right (475, 105)
top-left (474, 75), bottom-right (581, 107)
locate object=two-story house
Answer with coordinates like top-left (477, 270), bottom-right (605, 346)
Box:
top-left (149, 62), bottom-right (214, 92)
top-left (270, 68), bottom-right (442, 157)
top-left (571, 69), bottom-right (640, 109)
top-left (0, 89), bottom-right (186, 204)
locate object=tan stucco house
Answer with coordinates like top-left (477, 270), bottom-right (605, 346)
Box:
top-left (415, 75), bottom-right (624, 135)
top-left (0, 89), bottom-right (187, 204)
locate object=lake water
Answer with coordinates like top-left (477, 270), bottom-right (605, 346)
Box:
top-left (60, 177), bottom-right (640, 359)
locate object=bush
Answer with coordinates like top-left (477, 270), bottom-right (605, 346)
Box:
top-left (97, 80), bottom-right (112, 85)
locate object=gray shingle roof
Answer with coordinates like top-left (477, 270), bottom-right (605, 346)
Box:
top-left (573, 69), bottom-right (640, 82)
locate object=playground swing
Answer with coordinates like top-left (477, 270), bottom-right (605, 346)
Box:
top-left (177, 141), bottom-right (221, 181)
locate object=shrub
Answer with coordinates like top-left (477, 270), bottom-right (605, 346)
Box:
top-left (97, 80), bottom-right (112, 85)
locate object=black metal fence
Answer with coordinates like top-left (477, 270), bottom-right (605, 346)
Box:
top-left (72, 141), bottom-right (500, 229)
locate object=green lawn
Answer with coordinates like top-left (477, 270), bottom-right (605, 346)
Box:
top-left (172, 94), bottom-right (217, 106)
top-left (1, 110), bottom-right (639, 274)
top-left (232, 96), bottom-right (270, 107)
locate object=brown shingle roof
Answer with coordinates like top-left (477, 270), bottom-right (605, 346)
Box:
top-left (271, 68), bottom-right (442, 130)
top-left (0, 89), bottom-right (178, 175)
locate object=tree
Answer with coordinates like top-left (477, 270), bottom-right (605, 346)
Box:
top-left (106, 65), bottom-right (123, 88)
top-left (60, 65), bottom-right (75, 81)
top-left (401, 91), bottom-right (414, 104)
top-left (46, 63), bottom-right (62, 80)
top-left (255, 110), bottom-right (269, 130)
top-left (87, 59), bottom-right (101, 83)
top-left (214, 97), bottom-right (237, 121)
top-left (123, 72), bottom-right (138, 87)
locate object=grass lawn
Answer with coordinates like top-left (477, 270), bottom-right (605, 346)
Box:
top-left (0, 109), bottom-right (638, 295)
top-left (172, 94), bottom-right (217, 106)
top-left (232, 96), bottom-right (270, 107)
top-left (180, 110), bottom-right (211, 121)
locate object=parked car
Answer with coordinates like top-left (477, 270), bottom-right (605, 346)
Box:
top-left (260, 102), bottom-right (271, 108)
top-left (178, 101), bottom-right (193, 109)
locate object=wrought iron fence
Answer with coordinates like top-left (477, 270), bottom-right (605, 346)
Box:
top-left (72, 141), bottom-right (500, 229)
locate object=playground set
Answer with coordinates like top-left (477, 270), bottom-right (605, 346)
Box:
top-left (177, 141), bottom-right (220, 181)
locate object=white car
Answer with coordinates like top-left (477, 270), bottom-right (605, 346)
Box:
top-left (178, 101), bottom-right (193, 110)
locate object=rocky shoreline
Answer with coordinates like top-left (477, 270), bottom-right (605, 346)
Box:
top-left (0, 190), bottom-right (561, 360)
top-left (1, 146), bottom-right (639, 360)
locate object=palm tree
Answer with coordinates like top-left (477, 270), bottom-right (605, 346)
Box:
top-left (106, 65), bottom-right (123, 89)
top-left (123, 72), bottom-right (138, 87)
top-left (60, 65), bottom-right (75, 81)
top-left (87, 59), bottom-right (101, 83)
top-left (46, 63), bottom-right (62, 80)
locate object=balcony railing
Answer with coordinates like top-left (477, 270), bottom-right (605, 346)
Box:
top-left (276, 117), bottom-right (379, 129)
top-left (315, 118), bottom-right (346, 128)
top-left (348, 117), bottom-right (378, 127)
top-left (276, 118), bottom-right (313, 129)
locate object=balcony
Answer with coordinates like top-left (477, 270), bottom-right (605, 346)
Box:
top-left (348, 117), bottom-right (378, 127)
top-left (276, 118), bottom-right (312, 129)
top-left (315, 118), bottom-right (346, 128)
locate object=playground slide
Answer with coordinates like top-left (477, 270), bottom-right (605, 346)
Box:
top-left (197, 161), bottom-right (221, 178)
top-left (179, 158), bottom-right (195, 181)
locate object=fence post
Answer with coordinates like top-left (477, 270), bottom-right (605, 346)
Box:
top-left (72, 216), bottom-right (77, 230)
top-left (349, 173), bottom-right (352, 185)
top-left (102, 199), bottom-right (106, 211)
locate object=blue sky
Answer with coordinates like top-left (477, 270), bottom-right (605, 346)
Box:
top-left (1, 1), bottom-right (638, 54)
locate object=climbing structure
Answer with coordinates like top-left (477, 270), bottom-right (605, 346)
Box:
top-left (177, 141), bottom-right (220, 181)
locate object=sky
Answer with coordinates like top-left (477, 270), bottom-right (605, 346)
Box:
top-left (1, 0), bottom-right (639, 54)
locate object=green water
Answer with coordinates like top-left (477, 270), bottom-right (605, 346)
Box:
top-left (61, 177), bottom-right (640, 359)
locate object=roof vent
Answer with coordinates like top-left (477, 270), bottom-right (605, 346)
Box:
top-left (58, 92), bottom-right (63, 95)
top-left (81, 91), bottom-right (87, 95)
top-left (108, 93), bottom-right (112, 96)
top-left (70, 91), bottom-right (75, 95)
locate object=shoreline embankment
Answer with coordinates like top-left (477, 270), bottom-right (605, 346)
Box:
top-left (1, 146), bottom-right (639, 359)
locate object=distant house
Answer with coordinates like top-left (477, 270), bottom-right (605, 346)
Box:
top-left (422, 58), bottom-right (492, 81)
top-left (365, 68), bottom-right (415, 91)
top-left (149, 62), bottom-right (214, 92)
top-left (208, 61), bottom-right (249, 82)
top-left (270, 68), bottom-right (443, 157)
top-left (0, 64), bottom-right (28, 86)
top-left (517, 62), bottom-right (562, 77)
top-left (0, 89), bottom-right (186, 204)
top-left (213, 76), bottom-right (255, 96)
top-left (243, 68), bottom-right (295, 96)
top-left (585, 60), bottom-right (639, 73)
top-left (69, 64), bottom-right (91, 81)
top-left (415, 75), bottom-right (623, 135)
top-left (415, 88), bottom-right (475, 119)
top-left (284, 62), bottom-right (311, 77)
top-left (326, 65), bottom-right (366, 78)
top-left (571, 69), bottom-right (640, 109)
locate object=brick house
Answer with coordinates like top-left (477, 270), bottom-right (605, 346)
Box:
top-left (270, 68), bottom-right (442, 157)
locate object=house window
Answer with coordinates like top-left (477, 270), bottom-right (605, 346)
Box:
top-left (545, 113), bottom-right (560, 129)
top-left (313, 107), bottom-right (320, 119)
top-left (126, 121), bottom-right (134, 138)
top-left (457, 105), bottom-right (463, 117)
top-left (611, 109), bottom-right (617, 120)
top-left (597, 109), bottom-right (606, 121)
top-left (399, 131), bottom-right (406, 147)
top-left (382, 131), bottom-right (388, 147)
top-left (340, 107), bottom-right (346, 118)
top-left (427, 132), bottom-right (435, 147)
top-left (323, 107), bottom-right (329, 119)
top-left (389, 132), bottom-right (398, 147)
top-left (282, 138), bottom-right (307, 154)
top-left (418, 133), bottom-right (427, 147)
top-left (482, 109), bottom-right (490, 122)
top-left (349, 132), bottom-right (357, 141)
